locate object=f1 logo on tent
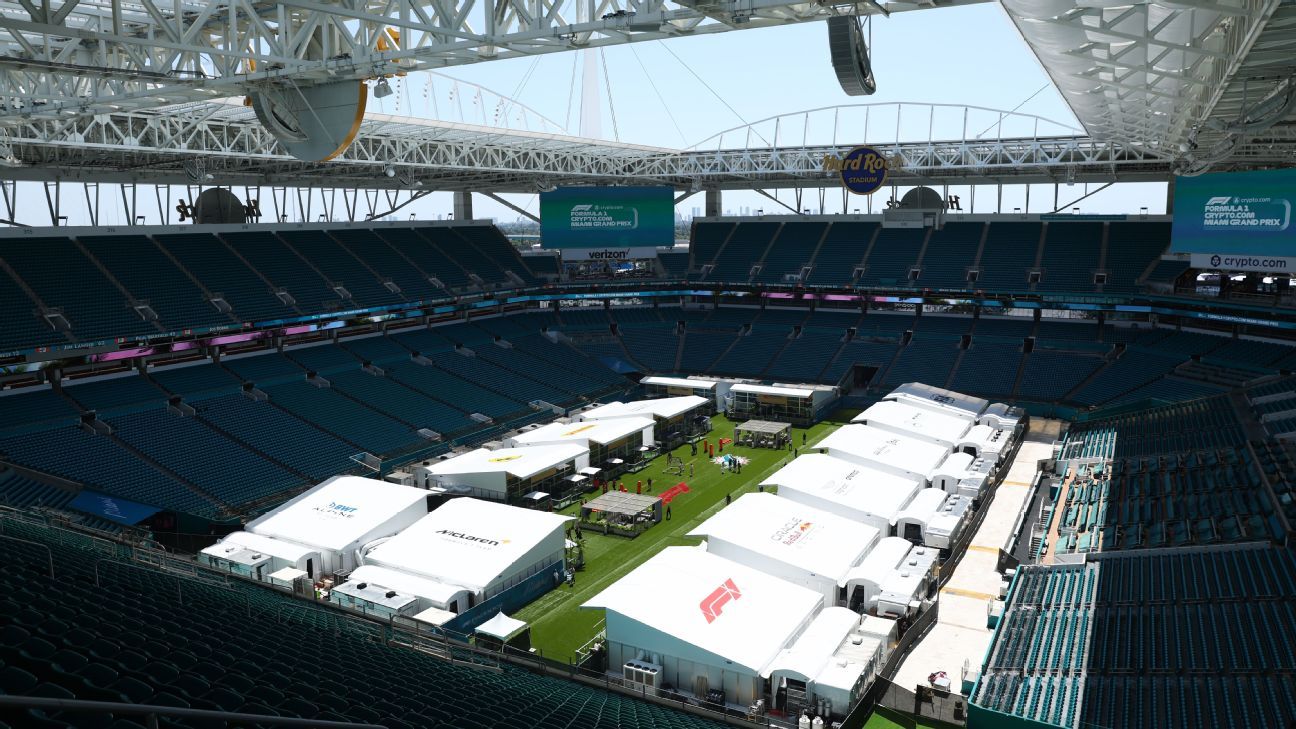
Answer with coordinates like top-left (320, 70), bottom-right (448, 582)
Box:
top-left (699, 578), bottom-right (742, 624)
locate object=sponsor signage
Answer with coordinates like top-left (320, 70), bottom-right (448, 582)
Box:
top-left (1190, 252), bottom-right (1296, 273)
top-left (1039, 214), bottom-right (1128, 221)
top-left (1171, 169), bottom-right (1295, 258)
top-left (560, 246), bottom-right (659, 261)
top-left (769, 518), bottom-right (816, 547)
top-left (824, 146), bottom-right (890, 195)
top-left (699, 578), bottom-right (742, 624)
top-left (69, 490), bottom-right (163, 525)
top-left (312, 501), bottom-right (359, 519)
top-left (540, 186), bottom-right (674, 249)
top-left (435, 528), bottom-right (507, 547)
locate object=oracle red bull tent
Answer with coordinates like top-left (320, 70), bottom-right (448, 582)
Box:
top-left (687, 492), bottom-right (881, 608)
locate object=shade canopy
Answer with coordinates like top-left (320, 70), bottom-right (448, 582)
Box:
top-left (475, 612), bottom-right (529, 642)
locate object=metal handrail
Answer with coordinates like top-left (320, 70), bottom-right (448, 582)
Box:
top-left (0, 695), bottom-right (386, 728)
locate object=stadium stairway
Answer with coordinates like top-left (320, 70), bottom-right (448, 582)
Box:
top-left (754, 222), bottom-right (829, 284)
top-left (78, 235), bottom-right (236, 332)
top-left (373, 228), bottom-right (475, 292)
top-left (154, 233), bottom-right (302, 323)
top-left (0, 237), bottom-right (159, 345)
top-left (326, 229), bottom-right (449, 301)
top-left (803, 222), bottom-right (874, 287)
top-left (277, 231), bottom-right (407, 309)
top-left (220, 231), bottom-right (344, 315)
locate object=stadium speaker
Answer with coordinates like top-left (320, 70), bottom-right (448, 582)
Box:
top-left (250, 79), bottom-right (366, 162)
top-left (192, 188), bottom-right (246, 225)
top-left (827, 15), bottom-right (877, 96)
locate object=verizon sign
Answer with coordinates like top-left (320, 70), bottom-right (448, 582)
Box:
top-left (561, 246), bottom-right (658, 261)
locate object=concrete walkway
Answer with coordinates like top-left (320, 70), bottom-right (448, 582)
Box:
top-left (891, 421), bottom-right (1059, 692)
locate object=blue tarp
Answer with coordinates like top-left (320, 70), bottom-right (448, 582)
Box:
top-left (70, 490), bottom-right (163, 525)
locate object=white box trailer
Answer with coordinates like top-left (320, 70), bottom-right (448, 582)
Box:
top-left (841, 538), bottom-right (938, 618)
top-left (895, 489), bottom-right (974, 550)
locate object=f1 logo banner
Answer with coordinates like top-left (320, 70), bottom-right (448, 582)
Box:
top-left (1171, 169), bottom-right (1295, 258)
top-left (699, 578), bottom-right (742, 624)
top-left (540, 186), bottom-right (675, 250)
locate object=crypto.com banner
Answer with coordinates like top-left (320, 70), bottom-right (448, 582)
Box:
top-left (1171, 169), bottom-right (1294, 270)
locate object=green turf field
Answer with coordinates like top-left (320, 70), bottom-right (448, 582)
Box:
top-left (513, 410), bottom-right (856, 662)
top-left (860, 705), bottom-right (965, 729)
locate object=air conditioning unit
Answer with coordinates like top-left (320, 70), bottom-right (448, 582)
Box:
top-left (623, 660), bottom-right (662, 690)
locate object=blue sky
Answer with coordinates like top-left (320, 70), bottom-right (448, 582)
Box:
top-left (364, 2), bottom-right (1166, 221)
top-left (384, 3), bottom-right (1080, 146)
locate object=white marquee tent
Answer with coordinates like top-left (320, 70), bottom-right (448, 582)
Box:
top-left (842, 537), bottom-right (939, 618)
top-left (760, 607), bottom-right (889, 717)
top-left (762, 454), bottom-right (926, 535)
top-left (853, 400), bottom-right (972, 449)
top-left (816, 424), bottom-right (951, 482)
top-left (365, 497), bottom-right (572, 603)
top-left (641, 376), bottom-right (724, 410)
top-left (883, 382), bottom-right (990, 422)
top-left (200, 475), bottom-right (428, 580)
top-left (687, 492), bottom-right (881, 607)
top-left (504, 417), bottom-right (655, 450)
top-left (416, 444), bottom-right (589, 499)
top-left (577, 395), bottom-right (709, 423)
top-left (582, 546), bottom-right (822, 708)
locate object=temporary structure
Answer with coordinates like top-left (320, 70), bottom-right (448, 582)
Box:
top-left (688, 492), bottom-right (880, 607)
top-left (582, 546), bottom-right (823, 707)
top-left (816, 424), bottom-right (951, 482)
top-left (763, 454), bottom-right (925, 535)
top-left (200, 475), bottom-right (427, 580)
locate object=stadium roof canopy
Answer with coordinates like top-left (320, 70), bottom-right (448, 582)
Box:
top-left (0, 0), bottom-right (1290, 192)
